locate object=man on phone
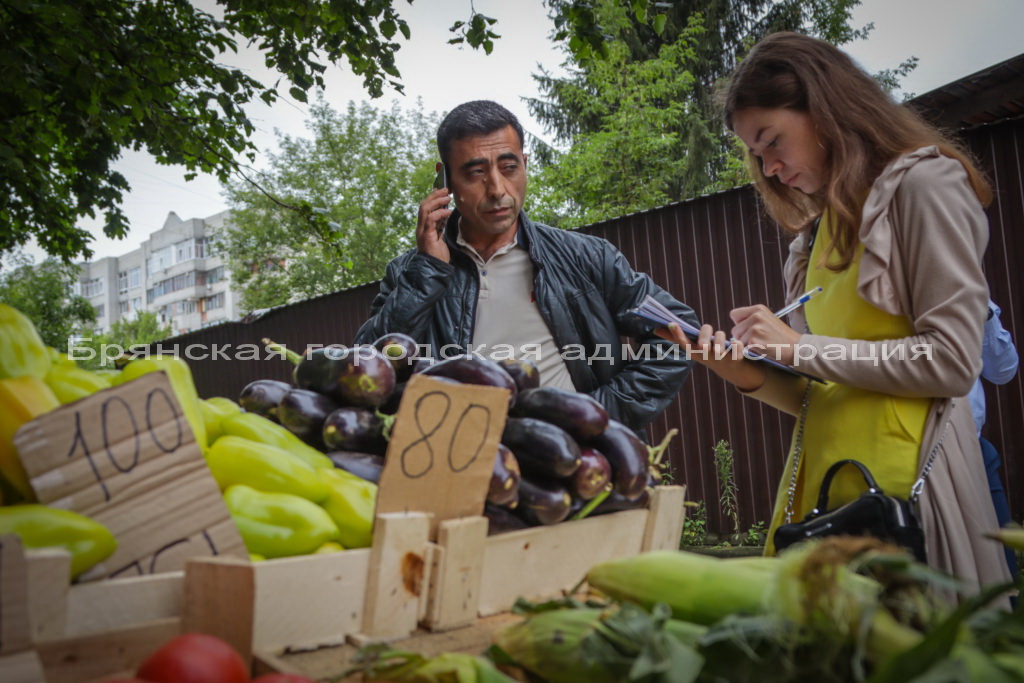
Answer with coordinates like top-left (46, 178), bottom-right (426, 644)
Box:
top-left (354, 100), bottom-right (698, 433)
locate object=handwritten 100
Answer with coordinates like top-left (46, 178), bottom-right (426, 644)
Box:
top-left (63, 386), bottom-right (184, 502)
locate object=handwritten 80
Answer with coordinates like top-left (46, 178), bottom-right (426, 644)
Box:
top-left (399, 391), bottom-right (494, 479)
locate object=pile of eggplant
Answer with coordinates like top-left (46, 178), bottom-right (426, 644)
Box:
top-left (239, 333), bottom-right (666, 535)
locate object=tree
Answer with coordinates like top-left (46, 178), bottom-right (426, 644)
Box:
top-left (0, 251), bottom-right (96, 351)
top-left (219, 99), bottom-right (439, 313)
top-left (527, 0), bottom-right (915, 226)
top-left (0, 0), bottom-right (508, 263)
top-left (75, 311), bottom-right (173, 370)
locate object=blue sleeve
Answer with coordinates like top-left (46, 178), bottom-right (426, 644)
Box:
top-left (981, 302), bottom-right (1019, 385)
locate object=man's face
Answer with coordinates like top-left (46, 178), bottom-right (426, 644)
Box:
top-left (446, 125), bottom-right (527, 237)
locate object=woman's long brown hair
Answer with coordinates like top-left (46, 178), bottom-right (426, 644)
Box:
top-left (719, 32), bottom-right (990, 271)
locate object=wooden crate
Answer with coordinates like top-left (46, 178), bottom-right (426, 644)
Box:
top-left (17, 511), bottom-right (432, 682)
top-left (16, 488), bottom-right (684, 681)
top-left (425, 485), bottom-right (686, 629)
top-left (262, 485), bottom-right (687, 680)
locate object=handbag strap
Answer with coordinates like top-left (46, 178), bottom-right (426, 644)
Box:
top-left (909, 398), bottom-right (956, 505)
top-left (813, 459), bottom-right (882, 513)
top-left (781, 390), bottom-right (956, 523)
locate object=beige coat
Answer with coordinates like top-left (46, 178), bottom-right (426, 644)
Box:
top-left (749, 147), bottom-right (1011, 593)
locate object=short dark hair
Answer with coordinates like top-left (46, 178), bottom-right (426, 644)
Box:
top-left (437, 100), bottom-right (525, 166)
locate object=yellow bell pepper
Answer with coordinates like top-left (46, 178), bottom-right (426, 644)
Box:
top-left (219, 412), bottom-right (333, 470)
top-left (224, 484), bottom-right (340, 559)
top-left (0, 303), bottom-right (50, 380)
top-left (0, 504), bottom-right (117, 579)
top-left (43, 363), bottom-right (111, 404)
top-left (0, 376), bottom-right (60, 502)
top-left (111, 356), bottom-right (207, 450)
top-left (206, 435), bottom-right (328, 502)
top-left (317, 466), bottom-right (376, 549)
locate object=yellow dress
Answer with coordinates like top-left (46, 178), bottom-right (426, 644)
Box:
top-left (766, 211), bottom-right (932, 548)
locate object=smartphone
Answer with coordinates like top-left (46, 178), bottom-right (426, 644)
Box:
top-left (433, 162), bottom-right (448, 191)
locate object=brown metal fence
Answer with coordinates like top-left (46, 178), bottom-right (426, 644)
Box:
top-left (169, 116), bottom-right (1024, 534)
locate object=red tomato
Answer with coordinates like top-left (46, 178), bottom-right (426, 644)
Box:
top-left (136, 633), bottom-right (249, 683)
top-left (252, 675), bottom-right (316, 682)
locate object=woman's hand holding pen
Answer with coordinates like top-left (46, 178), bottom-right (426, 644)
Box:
top-left (655, 321), bottom-right (768, 392)
top-left (729, 304), bottom-right (802, 365)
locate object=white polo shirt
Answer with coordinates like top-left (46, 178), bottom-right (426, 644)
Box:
top-left (455, 230), bottom-right (575, 391)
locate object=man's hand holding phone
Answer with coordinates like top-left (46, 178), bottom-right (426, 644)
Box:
top-left (416, 164), bottom-right (452, 262)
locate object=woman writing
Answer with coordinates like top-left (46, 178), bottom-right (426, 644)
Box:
top-left (661, 32), bottom-right (1009, 590)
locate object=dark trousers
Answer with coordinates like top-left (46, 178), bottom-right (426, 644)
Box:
top-left (980, 435), bottom-right (1019, 579)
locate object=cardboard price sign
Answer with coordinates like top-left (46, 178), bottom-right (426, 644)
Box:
top-left (376, 374), bottom-right (509, 537)
top-left (14, 371), bottom-right (244, 580)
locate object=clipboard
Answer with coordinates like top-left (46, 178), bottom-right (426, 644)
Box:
top-left (628, 295), bottom-right (823, 382)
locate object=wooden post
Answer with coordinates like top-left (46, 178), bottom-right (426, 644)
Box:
top-left (641, 484), bottom-right (687, 552)
top-left (359, 512), bottom-right (431, 640)
top-left (423, 516), bottom-right (487, 631)
top-left (0, 535), bottom-right (47, 682)
top-left (25, 548), bottom-right (71, 643)
top-left (183, 556), bottom-right (256, 664)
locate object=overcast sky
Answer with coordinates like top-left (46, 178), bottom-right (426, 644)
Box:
top-left (50, 0), bottom-right (1024, 262)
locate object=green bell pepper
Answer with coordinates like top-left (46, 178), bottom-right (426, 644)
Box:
top-left (224, 484), bottom-right (340, 559)
top-left (200, 397), bottom-right (242, 447)
top-left (0, 303), bottom-right (50, 380)
top-left (0, 504), bottom-right (117, 579)
top-left (43, 363), bottom-right (111, 404)
top-left (206, 435), bottom-right (328, 502)
top-left (219, 412), bottom-right (332, 470)
top-left (317, 466), bottom-right (376, 549)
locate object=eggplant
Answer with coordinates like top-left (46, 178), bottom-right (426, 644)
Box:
top-left (502, 417), bottom-right (581, 479)
top-left (330, 345), bottom-right (397, 409)
top-left (420, 356), bottom-right (517, 407)
top-left (410, 357), bottom-right (437, 374)
top-left (515, 478), bottom-right (573, 526)
top-left (379, 381), bottom-right (407, 415)
top-left (497, 357), bottom-right (541, 394)
top-left (513, 386), bottom-right (609, 440)
top-left (327, 451), bottom-right (385, 483)
top-left (587, 420), bottom-right (649, 501)
top-left (372, 332), bottom-right (420, 382)
top-left (567, 447), bottom-right (612, 500)
top-left (592, 487), bottom-right (651, 515)
top-left (277, 388), bottom-right (339, 449)
top-left (487, 443), bottom-right (521, 507)
top-left (293, 344), bottom-right (347, 395)
top-left (484, 503), bottom-right (530, 535)
top-left (322, 407), bottom-right (387, 455)
top-left (238, 379), bottom-right (291, 422)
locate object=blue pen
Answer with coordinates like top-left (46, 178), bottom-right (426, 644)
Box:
top-left (773, 286), bottom-right (823, 318)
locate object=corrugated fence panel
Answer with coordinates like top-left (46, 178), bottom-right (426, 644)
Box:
top-left (969, 120), bottom-right (1024, 525)
top-left (167, 117), bottom-right (1023, 534)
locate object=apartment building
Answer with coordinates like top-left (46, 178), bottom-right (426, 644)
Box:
top-left (75, 211), bottom-right (240, 335)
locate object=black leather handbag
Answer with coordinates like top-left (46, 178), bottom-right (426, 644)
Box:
top-left (773, 458), bottom-right (927, 562)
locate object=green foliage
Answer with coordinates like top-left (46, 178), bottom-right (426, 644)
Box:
top-left (680, 500), bottom-right (708, 548)
top-left (75, 311), bottom-right (173, 370)
top-left (713, 439), bottom-right (740, 537)
top-left (0, 0), bottom-right (503, 263)
top-left (0, 251), bottom-right (96, 351)
top-left (218, 99), bottom-right (439, 313)
top-left (528, 0), bottom-right (906, 226)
